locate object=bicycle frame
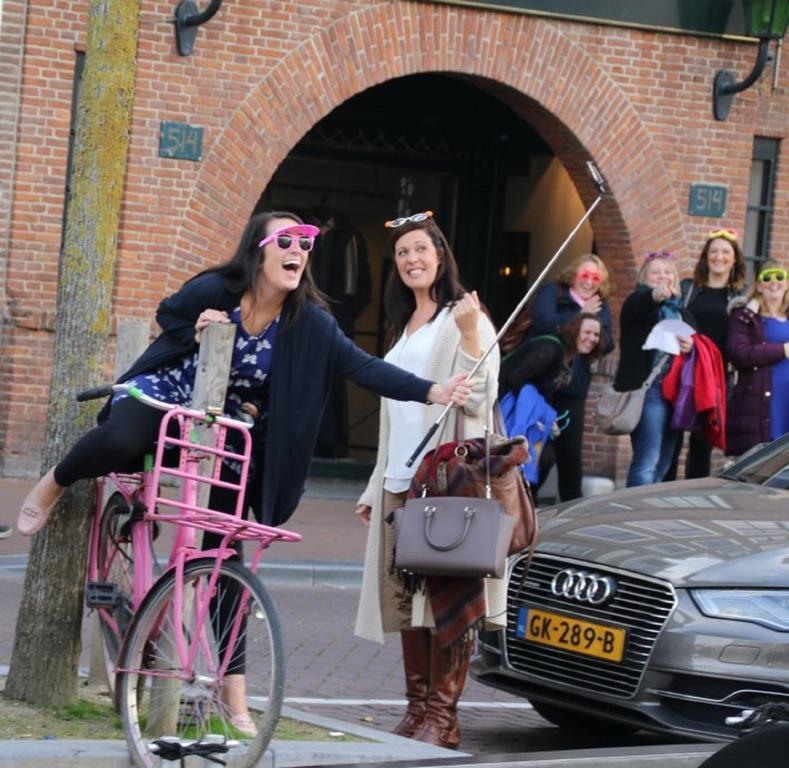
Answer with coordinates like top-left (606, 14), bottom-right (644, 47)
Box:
top-left (87, 394), bottom-right (302, 687)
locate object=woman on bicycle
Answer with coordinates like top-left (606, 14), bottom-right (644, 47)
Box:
top-left (18, 209), bottom-right (470, 732)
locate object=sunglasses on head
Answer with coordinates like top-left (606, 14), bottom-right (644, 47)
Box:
top-left (258, 224), bottom-right (319, 253)
top-left (576, 269), bottom-right (602, 284)
top-left (708, 228), bottom-right (738, 243)
top-left (645, 251), bottom-right (674, 261)
top-left (384, 210), bottom-right (434, 228)
top-left (757, 267), bottom-right (788, 283)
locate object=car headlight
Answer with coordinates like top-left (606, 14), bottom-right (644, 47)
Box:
top-left (691, 590), bottom-right (789, 632)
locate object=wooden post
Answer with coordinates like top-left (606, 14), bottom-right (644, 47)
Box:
top-left (87, 320), bottom-right (151, 689)
top-left (192, 322), bottom-right (236, 414)
top-left (148, 321), bottom-right (235, 735)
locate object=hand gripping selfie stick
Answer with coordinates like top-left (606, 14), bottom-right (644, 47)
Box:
top-left (405, 160), bottom-right (607, 468)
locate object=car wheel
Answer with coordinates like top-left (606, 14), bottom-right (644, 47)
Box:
top-left (530, 699), bottom-right (639, 736)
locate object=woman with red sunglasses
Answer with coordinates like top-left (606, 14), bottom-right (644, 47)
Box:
top-left (665, 229), bottom-right (746, 479)
top-left (17, 209), bottom-right (471, 732)
top-left (512, 254), bottom-right (614, 501)
top-left (726, 259), bottom-right (789, 456)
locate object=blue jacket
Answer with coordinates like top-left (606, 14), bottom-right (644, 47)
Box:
top-left (526, 282), bottom-right (614, 399)
top-left (102, 272), bottom-right (433, 526)
top-left (500, 385), bottom-right (557, 484)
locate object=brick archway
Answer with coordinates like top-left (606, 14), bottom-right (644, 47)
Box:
top-left (172, 3), bottom-right (686, 290)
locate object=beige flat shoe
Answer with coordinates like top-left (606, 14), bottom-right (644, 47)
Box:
top-left (17, 468), bottom-right (65, 536)
top-left (228, 712), bottom-right (258, 738)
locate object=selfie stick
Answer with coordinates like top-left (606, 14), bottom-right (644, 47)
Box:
top-left (405, 160), bottom-right (607, 467)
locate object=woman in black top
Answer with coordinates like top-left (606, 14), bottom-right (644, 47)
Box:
top-left (667, 229), bottom-right (746, 479)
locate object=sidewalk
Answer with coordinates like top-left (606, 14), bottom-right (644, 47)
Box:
top-left (0, 475), bottom-right (722, 766)
top-left (0, 476), bottom-right (369, 587)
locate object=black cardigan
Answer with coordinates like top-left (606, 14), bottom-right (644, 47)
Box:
top-left (499, 335), bottom-right (565, 400)
top-left (613, 286), bottom-right (696, 392)
top-left (102, 272), bottom-right (433, 526)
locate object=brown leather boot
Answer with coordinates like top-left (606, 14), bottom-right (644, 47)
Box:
top-left (411, 633), bottom-right (472, 749)
top-left (393, 628), bottom-right (432, 737)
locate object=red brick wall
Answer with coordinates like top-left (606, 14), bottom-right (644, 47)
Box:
top-left (1, 0), bottom-right (787, 477)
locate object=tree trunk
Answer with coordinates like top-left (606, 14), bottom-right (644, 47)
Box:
top-left (6, 0), bottom-right (141, 707)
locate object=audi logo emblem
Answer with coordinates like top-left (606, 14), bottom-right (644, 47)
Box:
top-left (550, 569), bottom-right (618, 605)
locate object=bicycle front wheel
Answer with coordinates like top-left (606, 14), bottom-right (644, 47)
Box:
top-left (117, 558), bottom-right (284, 768)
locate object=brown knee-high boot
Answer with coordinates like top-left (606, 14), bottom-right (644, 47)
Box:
top-left (393, 628), bottom-right (432, 737)
top-left (411, 632), bottom-right (472, 749)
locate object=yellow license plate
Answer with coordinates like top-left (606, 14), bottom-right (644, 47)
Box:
top-left (516, 606), bottom-right (626, 662)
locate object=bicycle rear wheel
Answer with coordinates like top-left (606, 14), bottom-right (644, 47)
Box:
top-left (117, 557), bottom-right (284, 768)
top-left (95, 492), bottom-right (144, 694)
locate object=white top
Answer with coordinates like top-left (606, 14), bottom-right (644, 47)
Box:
top-left (383, 307), bottom-right (450, 493)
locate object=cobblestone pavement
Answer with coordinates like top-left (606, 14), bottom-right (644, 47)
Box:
top-left (0, 475), bottom-right (685, 759)
top-left (0, 564), bottom-right (683, 758)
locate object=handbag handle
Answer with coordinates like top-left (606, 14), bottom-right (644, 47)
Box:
top-left (421, 364), bottom-right (495, 499)
top-left (642, 353), bottom-right (671, 389)
top-left (454, 369), bottom-right (494, 499)
top-left (424, 504), bottom-right (475, 551)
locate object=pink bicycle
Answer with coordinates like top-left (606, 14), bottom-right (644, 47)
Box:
top-left (80, 382), bottom-right (301, 767)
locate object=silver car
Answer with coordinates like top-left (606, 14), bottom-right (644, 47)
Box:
top-left (471, 434), bottom-right (789, 741)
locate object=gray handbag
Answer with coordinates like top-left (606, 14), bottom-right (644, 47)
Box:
top-left (394, 495), bottom-right (514, 579)
top-left (393, 386), bottom-right (517, 579)
top-left (595, 356), bottom-right (669, 435)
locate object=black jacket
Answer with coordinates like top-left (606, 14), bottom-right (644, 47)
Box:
top-left (613, 286), bottom-right (696, 392)
top-left (102, 272), bottom-right (433, 526)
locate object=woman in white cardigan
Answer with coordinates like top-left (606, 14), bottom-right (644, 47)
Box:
top-left (354, 212), bottom-right (500, 749)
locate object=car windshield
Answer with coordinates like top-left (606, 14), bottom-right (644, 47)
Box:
top-left (720, 434), bottom-right (789, 489)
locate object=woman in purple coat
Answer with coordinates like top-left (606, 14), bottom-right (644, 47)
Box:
top-left (726, 260), bottom-right (789, 457)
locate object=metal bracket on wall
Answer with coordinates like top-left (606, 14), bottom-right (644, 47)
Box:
top-left (174, 0), bottom-right (224, 56)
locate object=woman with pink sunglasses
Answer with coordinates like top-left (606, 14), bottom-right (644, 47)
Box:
top-left (17, 210), bottom-right (471, 733)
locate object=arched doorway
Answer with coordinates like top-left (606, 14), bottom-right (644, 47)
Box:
top-left (258, 73), bottom-right (594, 462)
top-left (172, 4), bottom-right (687, 476)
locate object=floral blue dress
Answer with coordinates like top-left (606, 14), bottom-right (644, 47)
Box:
top-left (114, 306), bottom-right (278, 474)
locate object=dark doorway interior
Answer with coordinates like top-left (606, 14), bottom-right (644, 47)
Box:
top-left (259, 74), bottom-right (552, 462)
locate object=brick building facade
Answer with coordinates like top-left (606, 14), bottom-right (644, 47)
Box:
top-left (1, 0), bottom-right (787, 481)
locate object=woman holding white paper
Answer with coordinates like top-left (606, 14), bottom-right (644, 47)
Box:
top-left (612, 253), bottom-right (696, 486)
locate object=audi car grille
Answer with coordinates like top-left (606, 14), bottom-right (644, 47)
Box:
top-left (505, 553), bottom-right (677, 698)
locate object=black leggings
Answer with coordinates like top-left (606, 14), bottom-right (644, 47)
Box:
top-left (665, 430), bottom-right (712, 481)
top-left (54, 397), bottom-right (168, 486)
top-left (537, 394), bottom-right (585, 503)
top-left (55, 397), bottom-right (250, 673)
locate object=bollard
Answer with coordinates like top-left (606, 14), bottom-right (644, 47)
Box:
top-left (147, 320), bottom-right (235, 737)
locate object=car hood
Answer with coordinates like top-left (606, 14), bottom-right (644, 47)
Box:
top-left (535, 478), bottom-right (789, 587)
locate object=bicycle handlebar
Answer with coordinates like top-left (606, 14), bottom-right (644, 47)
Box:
top-left (76, 383), bottom-right (253, 429)
top-left (76, 385), bottom-right (116, 402)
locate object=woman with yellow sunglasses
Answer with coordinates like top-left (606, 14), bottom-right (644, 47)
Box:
top-left (726, 259), bottom-right (789, 457)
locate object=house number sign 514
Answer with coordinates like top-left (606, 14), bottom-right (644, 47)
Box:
top-left (688, 184), bottom-right (727, 218)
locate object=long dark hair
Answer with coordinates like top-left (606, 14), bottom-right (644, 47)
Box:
top-left (693, 235), bottom-right (746, 291)
top-left (200, 210), bottom-right (329, 326)
top-left (383, 218), bottom-right (466, 346)
top-left (556, 312), bottom-right (608, 361)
